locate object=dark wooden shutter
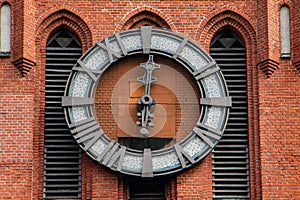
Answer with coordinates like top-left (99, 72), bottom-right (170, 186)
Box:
top-left (44, 30), bottom-right (82, 199)
top-left (210, 30), bottom-right (250, 199)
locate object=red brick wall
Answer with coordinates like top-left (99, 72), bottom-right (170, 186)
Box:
top-left (258, 1), bottom-right (299, 199)
top-left (176, 155), bottom-right (213, 199)
top-left (0, 58), bottom-right (35, 199)
top-left (259, 59), bottom-right (300, 199)
top-left (0, 0), bottom-right (299, 199)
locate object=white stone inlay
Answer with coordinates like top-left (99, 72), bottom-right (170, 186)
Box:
top-left (202, 74), bottom-right (222, 97)
top-left (71, 73), bottom-right (90, 97)
top-left (183, 137), bottom-right (206, 158)
top-left (71, 106), bottom-right (88, 123)
top-left (90, 139), bottom-right (108, 155)
top-left (151, 35), bottom-right (180, 54)
top-left (204, 107), bottom-right (223, 129)
top-left (121, 35), bottom-right (142, 52)
top-left (122, 154), bottom-right (143, 172)
top-left (83, 48), bottom-right (109, 70)
top-left (179, 46), bottom-right (207, 70)
top-left (152, 152), bottom-right (180, 171)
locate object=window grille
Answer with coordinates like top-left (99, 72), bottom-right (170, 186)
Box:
top-left (210, 30), bottom-right (250, 199)
top-left (44, 29), bottom-right (82, 199)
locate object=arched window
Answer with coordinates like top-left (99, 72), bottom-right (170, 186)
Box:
top-left (0, 3), bottom-right (11, 56)
top-left (210, 29), bottom-right (250, 199)
top-left (44, 29), bottom-right (82, 199)
top-left (280, 5), bottom-right (291, 58)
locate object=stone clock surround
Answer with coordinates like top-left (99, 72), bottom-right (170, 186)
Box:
top-left (62, 26), bottom-right (231, 177)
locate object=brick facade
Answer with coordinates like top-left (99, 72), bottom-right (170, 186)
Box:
top-left (0, 0), bottom-right (299, 199)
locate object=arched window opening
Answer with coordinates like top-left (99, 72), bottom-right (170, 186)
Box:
top-left (280, 5), bottom-right (291, 58)
top-left (0, 3), bottom-right (11, 56)
top-left (122, 11), bottom-right (171, 30)
top-left (44, 29), bottom-right (82, 199)
top-left (210, 29), bottom-right (250, 199)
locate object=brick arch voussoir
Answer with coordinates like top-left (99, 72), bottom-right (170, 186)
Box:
top-left (202, 20), bottom-right (253, 52)
top-left (36, 9), bottom-right (93, 52)
top-left (196, 8), bottom-right (255, 52)
top-left (277, 0), bottom-right (293, 9)
top-left (1, 1), bottom-right (11, 6)
top-left (115, 6), bottom-right (177, 32)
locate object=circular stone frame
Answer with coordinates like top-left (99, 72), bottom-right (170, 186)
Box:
top-left (62, 27), bottom-right (231, 177)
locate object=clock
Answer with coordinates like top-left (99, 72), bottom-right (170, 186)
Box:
top-left (62, 27), bottom-right (231, 177)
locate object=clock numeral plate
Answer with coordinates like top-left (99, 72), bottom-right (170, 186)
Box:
top-left (107, 145), bottom-right (126, 172)
top-left (141, 26), bottom-right (152, 54)
top-left (62, 96), bottom-right (94, 107)
top-left (200, 97), bottom-right (232, 107)
top-left (193, 61), bottom-right (220, 80)
top-left (97, 38), bottom-right (122, 63)
top-left (173, 37), bottom-right (188, 59)
top-left (142, 148), bottom-right (153, 177)
top-left (69, 117), bottom-right (104, 150)
top-left (73, 60), bottom-right (103, 82)
top-left (174, 144), bottom-right (196, 169)
top-left (193, 125), bottom-right (220, 148)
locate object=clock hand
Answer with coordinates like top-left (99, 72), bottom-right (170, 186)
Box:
top-left (137, 55), bottom-right (160, 96)
top-left (136, 55), bottom-right (160, 136)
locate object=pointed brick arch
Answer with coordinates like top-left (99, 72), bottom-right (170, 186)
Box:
top-left (115, 6), bottom-right (176, 32)
top-left (121, 10), bottom-right (171, 30)
top-left (196, 8), bottom-right (255, 52)
top-left (195, 8), bottom-right (258, 77)
top-left (36, 8), bottom-right (93, 53)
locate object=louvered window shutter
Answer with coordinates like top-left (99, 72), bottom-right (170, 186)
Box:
top-left (44, 30), bottom-right (82, 199)
top-left (210, 30), bottom-right (250, 199)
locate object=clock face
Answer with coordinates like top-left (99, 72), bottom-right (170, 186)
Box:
top-left (96, 54), bottom-right (201, 150)
top-left (62, 27), bottom-right (231, 177)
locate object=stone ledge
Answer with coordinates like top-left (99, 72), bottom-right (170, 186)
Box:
top-left (0, 51), bottom-right (10, 58)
